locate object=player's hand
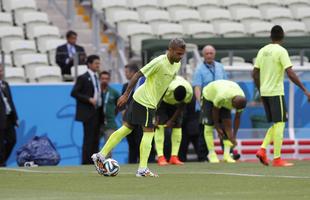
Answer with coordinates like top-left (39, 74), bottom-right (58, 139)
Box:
top-left (165, 120), bottom-right (174, 128)
top-left (117, 95), bottom-right (129, 108)
top-left (89, 98), bottom-right (97, 107)
top-left (230, 138), bottom-right (237, 147)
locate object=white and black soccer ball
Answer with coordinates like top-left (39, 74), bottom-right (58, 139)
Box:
top-left (101, 158), bottom-right (120, 177)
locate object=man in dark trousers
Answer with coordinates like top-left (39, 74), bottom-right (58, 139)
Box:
top-left (71, 55), bottom-right (103, 164)
top-left (56, 30), bottom-right (86, 75)
top-left (0, 65), bottom-right (18, 167)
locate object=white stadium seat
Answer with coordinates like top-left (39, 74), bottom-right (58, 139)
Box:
top-left (221, 56), bottom-right (245, 65)
top-left (0, 12), bottom-right (13, 27)
top-left (158, 0), bottom-right (189, 10)
top-left (2, 0), bottom-right (37, 12)
top-left (279, 21), bottom-right (308, 36)
top-left (250, 0), bottom-right (282, 9)
top-left (182, 23), bottom-right (216, 38)
top-left (291, 6), bottom-right (310, 20)
top-left (0, 54), bottom-right (13, 68)
top-left (34, 66), bottom-right (62, 83)
top-left (169, 9), bottom-right (201, 24)
top-left (128, 0), bottom-right (159, 10)
top-left (2, 39), bottom-right (36, 54)
top-left (215, 22), bottom-right (246, 37)
top-left (118, 23), bottom-right (154, 54)
top-left (246, 22), bottom-right (275, 37)
top-left (71, 65), bottom-right (88, 76)
top-left (106, 10), bottom-right (140, 26)
top-left (4, 67), bottom-right (26, 83)
top-left (139, 9), bottom-right (170, 26)
top-left (15, 11), bottom-right (49, 27)
top-left (199, 8), bottom-right (232, 23)
top-left (26, 25), bottom-right (60, 40)
top-left (261, 7), bottom-right (293, 24)
top-left (152, 23), bottom-right (183, 39)
top-left (283, 0), bottom-right (310, 7)
top-left (230, 7), bottom-right (262, 25)
top-left (0, 26), bottom-right (24, 44)
top-left (92, 0), bottom-right (128, 12)
top-left (290, 55), bottom-right (309, 65)
top-left (37, 39), bottom-right (66, 53)
top-left (221, 0), bottom-right (250, 8)
top-left (188, 0), bottom-right (219, 9)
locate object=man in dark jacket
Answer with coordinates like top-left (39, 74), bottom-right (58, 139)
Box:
top-left (56, 30), bottom-right (86, 75)
top-left (0, 65), bottom-right (18, 167)
top-left (71, 55), bottom-right (103, 164)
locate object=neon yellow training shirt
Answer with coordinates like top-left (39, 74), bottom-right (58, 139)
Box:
top-left (133, 54), bottom-right (181, 109)
top-left (163, 76), bottom-right (193, 105)
top-left (254, 44), bottom-right (292, 96)
top-left (202, 80), bottom-right (245, 111)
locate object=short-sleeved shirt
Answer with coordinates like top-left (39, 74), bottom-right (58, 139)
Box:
top-left (133, 54), bottom-right (181, 109)
top-left (192, 61), bottom-right (227, 88)
top-left (163, 76), bottom-right (193, 105)
top-left (102, 86), bottom-right (120, 130)
top-left (202, 80), bottom-right (245, 111)
top-left (254, 44), bottom-right (292, 97)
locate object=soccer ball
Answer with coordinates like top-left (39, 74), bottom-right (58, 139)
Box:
top-left (100, 158), bottom-right (120, 177)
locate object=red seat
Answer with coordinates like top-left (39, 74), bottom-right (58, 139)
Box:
top-left (241, 140), bottom-right (262, 146)
top-left (298, 140), bottom-right (310, 145)
top-left (241, 149), bottom-right (257, 154)
top-left (298, 149), bottom-right (310, 154)
top-left (270, 148), bottom-right (295, 154)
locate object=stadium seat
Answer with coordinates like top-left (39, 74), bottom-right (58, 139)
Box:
top-left (291, 6), bottom-right (310, 21)
top-left (250, 0), bottom-right (282, 9)
top-left (0, 54), bottom-right (13, 68)
top-left (221, 0), bottom-right (251, 8)
top-left (37, 38), bottom-right (66, 53)
top-left (0, 26), bottom-right (24, 44)
top-left (158, 0), bottom-right (189, 10)
top-left (34, 66), bottom-right (62, 83)
top-left (70, 65), bottom-right (88, 76)
top-left (106, 10), bottom-right (140, 28)
top-left (128, 0), bottom-right (159, 11)
top-left (230, 7), bottom-right (262, 25)
top-left (2, 39), bottom-right (36, 55)
top-left (290, 55), bottom-right (309, 65)
top-left (4, 67), bottom-right (26, 83)
top-left (26, 25), bottom-right (60, 40)
top-left (221, 56), bottom-right (245, 65)
top-left (151, 23), bottom-right (183, 39)
top-left (118, 23), bottom-right (154, 54)
top-left (247, 21), bottom-right (275, 37)
top-left (169, 9), bottom-right (201, 24)
top-left (261, 7), bottom-right (293, 24)
top-left (15, 11), bottom-right (49, 27)
top-left (188, 0), bottom-right (219, 9)
top-left (284, 0), bottom-right (310, 7)
top-left (279, 21), bottom-right (308, 36)
top-left (215, 22), bottom-right (246, 38)
top-left (182, 22), bottom-right (216, 38)
top-left (139, 9), bottom-right (170, 26)
top-left (92, 0), bottom-right (128, 12)
top-left (199, 8), bottom-right (232, 23)
top-left (0, 12), bottom-right (13, 27)
top-left (2, 0), bottom-right (37, 17)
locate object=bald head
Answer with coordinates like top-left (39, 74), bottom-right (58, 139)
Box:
top-left (202, 45), bottom-right (216, 64)
top-left (232, 96), bottom-right (247, 110)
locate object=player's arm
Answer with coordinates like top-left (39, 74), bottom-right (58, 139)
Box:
top-left (194, 86), bottom-right (201, 103)
top-left (222, 118), bottom-right (237, 147)
top-left (117, 71), bottom-right (143, 108)
top-left (252, 68), bottom-right (260, 92)
top-left (212, 106), bottom-right (224, 138)
top-left (166, 104), bottom-right (185, 128)
top-left (286, 67), bottom-right (310, 101)
top-left (233, 111), bottom-right (242, 138)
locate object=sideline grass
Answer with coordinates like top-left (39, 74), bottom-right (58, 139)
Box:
top-left (1, 161), bottom-right (310, 200)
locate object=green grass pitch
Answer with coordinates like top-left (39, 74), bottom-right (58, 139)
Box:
top-left (1, 161), bottom-right (310, 200)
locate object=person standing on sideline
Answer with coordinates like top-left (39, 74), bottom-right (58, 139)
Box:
top-left (0, 65), bottom-right (19, 167)
top-left (154, 76), bottom-right (193, 166)
top-left (92, 38), bottom-right (186, 177)
top-left (71, 55), bottom-right (103, 164)
top-left (99, 71), bottom-right (120, 158)
top-left (253, 25), bottom-right (310, 167)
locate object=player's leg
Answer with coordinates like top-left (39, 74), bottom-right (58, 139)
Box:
top-left (202, 100), bottom-right (219, 163)
top-left (170, 126), bottom-right (184, 165)
top-left (270, 96), bottom-right (293, 167)
top-left (221, 110), bottom-right (235, 163)
top-left (256, 97), bottom-right (273, 166)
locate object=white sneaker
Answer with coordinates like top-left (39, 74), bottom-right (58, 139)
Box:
top-left (136, 168), bottom-right (159, 178)
top-left (91, 153), bottom-right (105, 175)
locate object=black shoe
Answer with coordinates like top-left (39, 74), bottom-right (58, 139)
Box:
top-left (232, 153), bottom-right (241, 161)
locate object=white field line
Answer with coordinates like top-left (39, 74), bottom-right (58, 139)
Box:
top-left (1, 167), bottom-right (310, 179)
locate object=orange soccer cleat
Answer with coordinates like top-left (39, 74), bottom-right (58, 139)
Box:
top-left (157, 156), bottom-right (169, 166)
top-left (272, 158), bottom-right (294, 167)
top-left (256, 148), bottom-right (269, 166)
top-left (169, 156), bottom-right (184, 165)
